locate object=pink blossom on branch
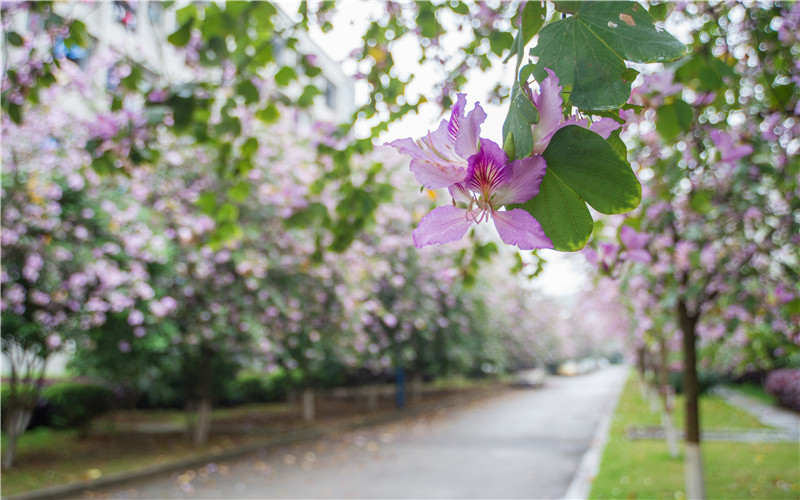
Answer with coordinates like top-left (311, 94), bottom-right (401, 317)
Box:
top-left (412, 140), bottom-right (551, 250)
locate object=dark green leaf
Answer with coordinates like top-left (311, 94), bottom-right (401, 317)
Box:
top-left (524, 172), bottom-right (594, 251)
top-left (502, 84), bottom-right (539, 159)
top-left (522, 2), bottom-right (546, 45)
top-left (91, 154), bottom-right (115, 175)
top-left (168, 18), bottom-right (194, 47)
top-left (237, 79), bottom-right (259, 104)
top-left (7, 31), bottom-right (24, 47)
top-left (655, 99), bottom-right (693, 141)
top-left (543, 125), bottom-right (641, 214)
top-left (515, 125), bottom-right (641, 251)
top-left (532, 1), bottom-right (686, 111)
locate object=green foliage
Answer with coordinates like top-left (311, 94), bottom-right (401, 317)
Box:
top-left (532, 1), bottom-right (686, 111)
top-left (655, 99), bottom-right (693, 141)
top-left (42, 382), bottom-right (114, 431)
top-left (517, 125), bottom-right (641, 251)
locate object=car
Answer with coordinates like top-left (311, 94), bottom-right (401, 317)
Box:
top-left (512, 367), bottom-right (547, 388)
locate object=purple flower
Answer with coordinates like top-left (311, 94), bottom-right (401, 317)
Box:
top-left (710, 129), bottom-right (752, 167)
top-left (387, 93), bottom-right (486, 189)
top-left (412, 140), bottom-right (552, 250)
top-left (531, 69), bottom-right (621, 155)
top-left (619, 226), bottom-right (651, 264)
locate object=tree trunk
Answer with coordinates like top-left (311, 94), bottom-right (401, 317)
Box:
top-left (678, 299), bottom-right (705, 500)
top-left (302, 387), bottom-right (315, 423)
top-left (658, 342), bottom-right (679, 459)
top-left (2, 408), bottom-right (33, 469)
top-left (189, 344), bottom-right (213, 447)
top-left (193, 397), bottom-right (212, 447)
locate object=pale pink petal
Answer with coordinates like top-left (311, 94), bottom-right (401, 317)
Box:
top-left (589, 117), bottom-right (623, 139)
top-left (448, 183), bottom-right (473, 204)
top-left (493, 155), bottom-right (547, 205)
top-left (412, 206), bottom-right (473, 247)
top-left (492, 209), bottom-right (553, 250)
top-left (388, 135), bottom-right (468, 189)
top-left (447, 93), bottom-right (467, 141)
top-left (454, 102), bottom-right (487, 159)
top-left (531, 68), bottom-right (565, 155)
top-left (409, 157), bottom-right (468, 189)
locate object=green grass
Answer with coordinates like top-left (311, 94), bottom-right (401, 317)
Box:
top-left (590, 372), bottom-right (800, 499)
top-left (730, 382), bottom-right (778, 406)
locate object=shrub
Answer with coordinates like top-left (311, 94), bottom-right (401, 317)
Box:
top-left (669, 369), bottom-right (724, 395)
top-left (765, 369), bottom-right (800, 412)
top-left (41, 382), bottom-right (114, 433)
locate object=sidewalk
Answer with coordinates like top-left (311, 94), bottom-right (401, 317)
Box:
top-left (714, 386), bottom-right (800, 438)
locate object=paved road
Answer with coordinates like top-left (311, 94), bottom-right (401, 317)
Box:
top-left (89, 365), bottom-right (629, 499)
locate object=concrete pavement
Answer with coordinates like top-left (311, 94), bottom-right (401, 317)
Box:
top-left (85, 365), bottom-right (629, 499)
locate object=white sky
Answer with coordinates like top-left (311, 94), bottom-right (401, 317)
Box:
top-left (287, 1), bottom-right (586, 297)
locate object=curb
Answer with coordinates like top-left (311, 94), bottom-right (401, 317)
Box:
top-left (561, 367), bottom-right (629, 500)
top-left (2, 386), bottom-right (504, 500)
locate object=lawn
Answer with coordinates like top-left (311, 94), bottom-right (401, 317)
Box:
top-left (589, 372), bottom-right (800, 499)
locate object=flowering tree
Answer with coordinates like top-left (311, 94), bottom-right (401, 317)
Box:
top-left (2, 0), bottom-right (693, 468)
top-left (584, 3), bottom-right (800, 497)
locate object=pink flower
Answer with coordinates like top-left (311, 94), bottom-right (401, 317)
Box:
top-left (386, 93), bottom-right (486, 189)
top-left (412, 140), bottom-right (551, 250)
top-left (619, 226), bottom-right (651, 264)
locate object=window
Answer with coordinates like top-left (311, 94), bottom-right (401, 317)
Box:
top-left (324, 78), bottom-right (337, 110)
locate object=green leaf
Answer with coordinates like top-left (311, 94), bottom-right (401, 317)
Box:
top-left (516, 125), bottom-right (641, 251)
top-left (7, 31), bottom-right (24, 47)
top-left (217, 203), bottom-right (239, 222)
top-left (655, 99), bottom-right (693, 141)
top-left (197, 192), bottom-right (217, 214)
top-left (237, 79), bottom-right (259, 104)
top-left (689, 189), bottom-right (712, 213)
top-left (297, 85), bottom-right (321, 107)
top-left (67, 20), bottom-right (88, 47)
top-left (501, 84), bottom-right (539, 159)
top-left (7, 101), bottom-right (22, 124)
top-left (489, 31), bottom-right (515, 57)
top-left (227, 181), bottom-right (250, 203)
top-left (532, 1), bottom-right (686, 111)
top-left (524, 172), bottom-right (594, 251)
top-left (274, 66), bottom-right (297, 87)
top-left (256, 103), bottom-right (280, 123)
top-left (91, 154), bottom-right (115, 175)
top-left (521, 2), bottom-right (546, 45)
top-left (168, 18), bottom-right (194, 47)
top-left (241, 137), bottom-right (259, 157)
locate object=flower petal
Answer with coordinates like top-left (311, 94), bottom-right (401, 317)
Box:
top-left (589, 117), bottom-right (623, 139)
top-left (492, 155), bottom-right (547, 205)
top-left (492, 209), bottom-right (553, 250)
top-left (531, 68), bottom-right (564, 155)
top-left (388, 134), bottom-right (468, 189)
top-left (454, 102), bottom-right (487, 160)
top-left (412, 206), bottom-right (473, 247)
